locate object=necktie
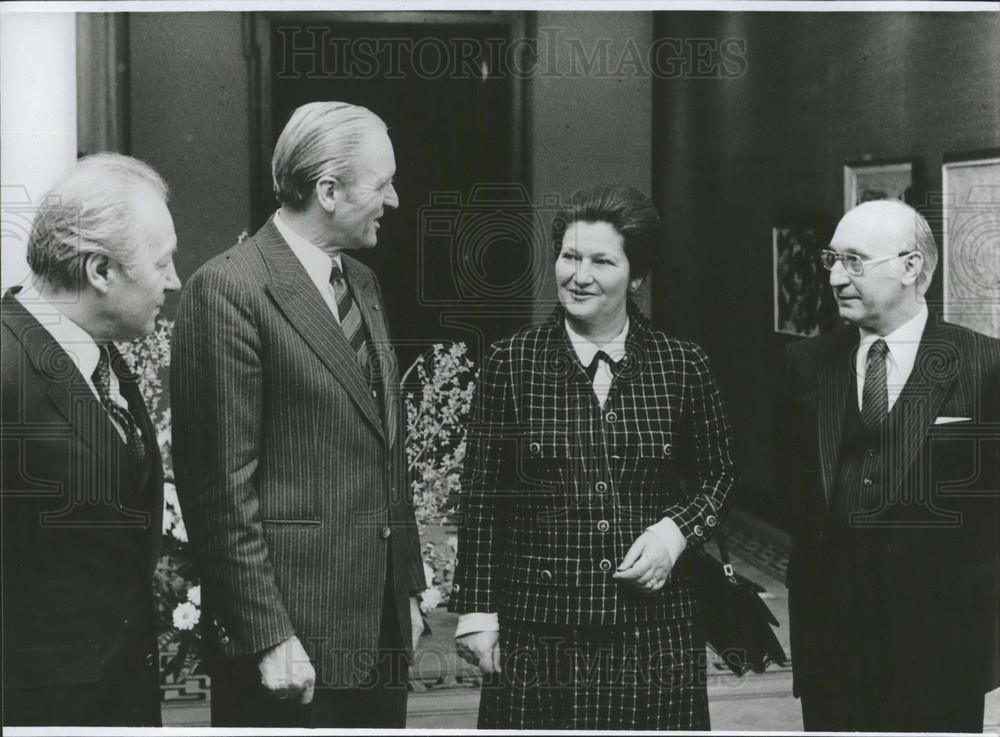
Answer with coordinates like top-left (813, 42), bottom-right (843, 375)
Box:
top-left (585, 350), bottom-right (618, 381)
top-left (861, 338), bottom-right (889, 430)
top-left (329, 262), bottom-right (369, 370)
top-left (93, 344), bottom-right (146, 464)
top-left (329, 262), bottom-right (381, 404)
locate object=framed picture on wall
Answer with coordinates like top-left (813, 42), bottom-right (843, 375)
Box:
top-left (942, 150), bottom-right (1000, 339)
top-left (773, 220), bottom-right (837, 337)
top-left (843, 158), bottom-right (918, 212)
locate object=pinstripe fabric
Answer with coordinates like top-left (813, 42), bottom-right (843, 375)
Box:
top-left (478, 618), bottom-right (708, 729)
top-left (171, 219), bottom-right (424, 690)
top-left (450, 303), bottom-right (738, 626)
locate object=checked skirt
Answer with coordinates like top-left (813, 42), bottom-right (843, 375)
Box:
top-left (477, 617), bottom-right (709, 730)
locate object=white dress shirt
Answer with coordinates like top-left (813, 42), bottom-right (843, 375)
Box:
top-left (454, 316), bottom-right (688, 638)
top-left (855, 304), bottom-right (928, 412)
top-left (15, 283), bottom-right (128, 439)
top-left (273, 210), bottom-right (343, 322)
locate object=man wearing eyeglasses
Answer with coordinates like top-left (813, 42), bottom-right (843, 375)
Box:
top-left (780, 199), bottom-right (1000, 731)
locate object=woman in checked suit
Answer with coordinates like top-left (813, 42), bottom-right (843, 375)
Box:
top-left (450, 184), bottom-right (738, 729)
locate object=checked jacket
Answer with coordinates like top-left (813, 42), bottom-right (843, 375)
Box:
top-left (450, 304), bottom-right (738, 626)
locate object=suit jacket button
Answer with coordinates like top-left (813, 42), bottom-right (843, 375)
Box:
top-left (706, 515), bottom-right (718, 527)
top-left (539, 569), bottom-right (553, 583)
top-left (529, 442), bottom-right (540, 455)
top-left (663, 443), bottom-right (672, 457)
top-left (452, 583), bottom-right (461, 593)
top-left (597, 519), bottom-right (610, 532)
top-left (694, 524), bottom-right (705, 537)
top-left (594, 480), bottom-right (608, 493)
top-left (220, 635), bottom-right (231, 646)
top-left (863, 478), bottom-right (873, 487)
top-left (381, 526), bottom-right (392, 539)
top-left (605, 411), bottom-right (618, 423)
top-left (599, 558), bottom-right (613, 572)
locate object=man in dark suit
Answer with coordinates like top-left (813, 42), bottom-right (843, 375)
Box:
top-left (782, 199), bottom-right (1000, 731)
top-left (2, 153), bottom-right (180, 725)
top-left (171, 101), bottom-right (425, 728)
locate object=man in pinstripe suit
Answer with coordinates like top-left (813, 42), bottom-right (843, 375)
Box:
top-left (171, 102), bottom-right (425, 727)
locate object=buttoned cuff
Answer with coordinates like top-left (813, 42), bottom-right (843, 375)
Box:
top-left (646, 516), bottom-right (688, 565)
top-left (455, 612), bottom-right (499, 638)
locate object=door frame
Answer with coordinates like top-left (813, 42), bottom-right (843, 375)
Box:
top-left (245, 10), bottom-right (530, 228)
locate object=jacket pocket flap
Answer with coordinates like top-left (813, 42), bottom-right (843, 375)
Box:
top-left (505, 554), bottom-right (581, 587)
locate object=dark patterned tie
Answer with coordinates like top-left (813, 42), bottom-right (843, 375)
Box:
top-left (861, 338), bottom-right (889, 430)
top-left (93, 344), bottom-right (146, 463)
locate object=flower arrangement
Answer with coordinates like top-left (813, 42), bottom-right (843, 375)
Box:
top-left (403, 342), bottom-right (477, 613)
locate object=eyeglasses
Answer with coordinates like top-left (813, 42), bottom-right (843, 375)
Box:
top-left (818, 249), bottom-right (915, 277)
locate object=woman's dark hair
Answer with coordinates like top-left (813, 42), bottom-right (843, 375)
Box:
top-left (551, 184), bottom-right (661, 278)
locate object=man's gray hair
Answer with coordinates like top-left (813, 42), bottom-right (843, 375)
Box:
top-left (26, 152), bottom-right (169, 291)
top-left (271, 101), bottom-right (387, 210)
top-left (910, 206), bottom-right (938, 296)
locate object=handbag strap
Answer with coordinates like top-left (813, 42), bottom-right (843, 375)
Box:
top-left (711, 528), bottom-right (737, 581)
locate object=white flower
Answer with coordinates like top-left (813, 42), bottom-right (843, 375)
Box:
top-left (419, 587), bottom-right (443, 613)
top-left (172, 517), bottom-right (188, 543)
top-left (172, 601), bottom-right (200, 630)
top-left (162, 503), bottom-right (176, 535)
top-left (186, 585), bottom-right (201, 606)
top-left (163, 482), bottom-right (179, 509)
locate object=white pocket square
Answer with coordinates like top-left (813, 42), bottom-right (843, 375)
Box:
top-left (934, 416), bottom-right (971, 424)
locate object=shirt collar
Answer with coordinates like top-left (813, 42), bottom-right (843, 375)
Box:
top-left (273, 209), bottom-right (342, 279)
top-left (15, 282), bottom-right (101, 384)
top-left (858, 303), bottom-right (928, 368)
top-left (564, 317), bottom-right (630, 368)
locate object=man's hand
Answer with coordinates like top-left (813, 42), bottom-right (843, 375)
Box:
top-left (455, 630), bottom-right (501, 675)
top-left (257, 635), bottom-right (316, 704)
top-left (613, 530), bottom-right (675, 594)
top-left (410, 596), bottom-right (425, 651)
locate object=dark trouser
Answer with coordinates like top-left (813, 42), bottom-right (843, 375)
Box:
top-left (210, 572), bottom-right (409, 728)
top-left (799, 532), bottom-right (986, 732)
top-left (479, 617), bottom-right (708, 730)
top-left (3, 625), bottom-right (161, 727)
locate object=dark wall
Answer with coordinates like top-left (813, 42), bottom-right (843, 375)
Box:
top-left (653, 12), bottom-right (1000, 526)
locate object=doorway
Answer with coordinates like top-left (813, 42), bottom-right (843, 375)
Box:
top-left (251, 12), bottom-right (535, 371)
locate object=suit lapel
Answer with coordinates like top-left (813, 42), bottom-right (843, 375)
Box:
top-left (256, 220), bottom-right (385, 441)
top-left (884, 314), bottom-right (958, 497)
top-left (111, 343), bottom-right (164, 555)
top-left (1, 290), bottom-right (124, 458)
top-left (343, 255), bottom-right (399, 448)
top-left (817, 326), bottom-right (858, 506)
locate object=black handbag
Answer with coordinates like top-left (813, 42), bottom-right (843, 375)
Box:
top-left (690, 530), bottom-right (788, 676)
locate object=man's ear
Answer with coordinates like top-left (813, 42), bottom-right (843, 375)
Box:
top-left (629, 276), bottom-right (645, 293)
top-left (900, 251), bottom-right (924, 287)
top-left (83, 253), bottom-right (112, 294)
top-left (314, 176), bottom-right (340, 214)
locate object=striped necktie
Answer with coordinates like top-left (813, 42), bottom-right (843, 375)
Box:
top-left (93, 344), bottom-right (146, 464)
top-left (329, 262), bottom-right (370, 377)
top-left (861, 338), bottom-right (889, 430)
